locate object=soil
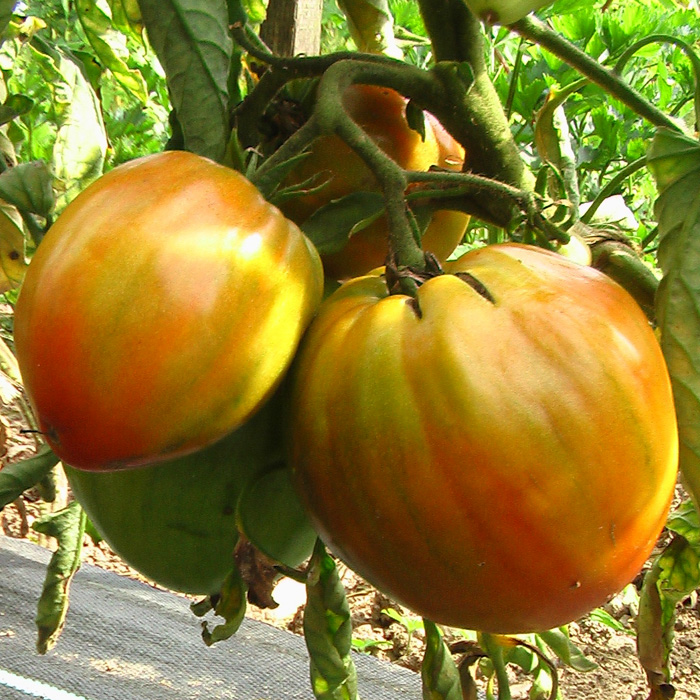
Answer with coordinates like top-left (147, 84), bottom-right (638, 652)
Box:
top-left (2, 393), bottom-right (699, 700)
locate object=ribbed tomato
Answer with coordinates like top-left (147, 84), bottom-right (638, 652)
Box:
top-left (14, 151), bottom-right (323, 470)
top-left (280, 85), bottom-right (470, 280)
top-left (288, 243), bottom-right (678, 633)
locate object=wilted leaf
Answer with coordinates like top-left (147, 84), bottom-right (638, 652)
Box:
top-left (107, 0), bottom-right (143, 38)
top-left (0, 207), bottom-right (26, 292)
top-left (32, 500), bottom-right (87, 653)
top-left (304, 540), bottom-right (358, 700)
top-left (138, 0), bottom-right (232, 162)
top-left (0, 444), bottom-right (59, 510)
top-left (76, 0), bottom-right (148, 102)
top-left (196, 566), bottom-right (248, 646)
top-left (648, 127), bottom-right (700, 508)
top-left (421, 620), bottom-right (463, 700)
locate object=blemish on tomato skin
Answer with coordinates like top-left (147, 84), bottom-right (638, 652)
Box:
top-left (407, 296), bottom-right (422, 319)
top-left (570, 581), bottom-right (582, 590)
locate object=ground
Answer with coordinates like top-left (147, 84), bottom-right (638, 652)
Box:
top-left (2, 394), bottom-right (699, 700)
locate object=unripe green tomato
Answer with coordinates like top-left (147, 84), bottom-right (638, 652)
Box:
top-left (66, 396), bottom-right (316, 593)
top-left (288, 243), bottom-right (678, 633)
top-left (14, 151), bottom-right (323, 471)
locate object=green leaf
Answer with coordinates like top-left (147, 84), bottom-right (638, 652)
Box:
top-left (31, 38), bottom-right (108, 212)
top-left (648, 127), bottom-right (700, 508)
top-left (138, 0), bottom-right (232, 162)
top-left (337, 0), bottom-right (402, 58)
top-left (195, 566), bottom-right (248, 646)
top-left (304, 540), bottom-right (358, 700)
top-left (665, 498), bottom-right (700, 546)
top-left (76, 0), bottom-right (148, 103)
top-left (421, 619), bottom-right (463, 700)
top-left (237, 463), bottom-right (317, 568)
top-left (32, 500), bottom-right (87, 654)
top-left (301, 191), bottom-right (386, 256)
top-left (537, 628), bottom-right (598, 671)
top-left (0, 445), bottom-right (60, 510)
top-left (107, 0), bottom-right (144, 38)
top-left (0, 161), bottom-right (54, 219)
top-left (0, 94), bottom-right (32, 127)
top-left (0, 0), bottom-right (17, 42)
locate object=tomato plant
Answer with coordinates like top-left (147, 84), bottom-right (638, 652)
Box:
top-left (288, 243), bottom-right (678, 634)
top-left (13, 150), bottom-right (324, 471)
top-left (280, 84), bottom-right (470, 280)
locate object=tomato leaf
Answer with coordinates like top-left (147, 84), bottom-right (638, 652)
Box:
top-left (75, 0), bottom-right (148, 102)
top-left (304, 540), bottom-right (358, 700)
top-left (237, 463), bottom-right (318, 568)
top-left (196, 567), bottom-right (248, 646)
top-left (301, 191), bottom-right (385, 256)
top-left (536, 627), bottom-right (597, 671)
top-left (0, 161), bottom-right (54, 220)
top-left (32, 500), bottom-right (87, 654)
top-left (30, 37), bottom-right (108, 213)
top-left (421, 619), bottom-right (463, 700)
top-left (648, 127), bottom-right (700, 509)
top-left (666, 498), bottom-right (700, 546)
top-left (0, 444), bottom-right (59, 510)
top-left (106, 0), bottom-right (143, 39)
top-left (138, 0), bottom-right (232, 162)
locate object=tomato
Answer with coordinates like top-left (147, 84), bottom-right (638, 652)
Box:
top-left (14, 151), bottom-right (323, 471)
top-left (288, 243), bottom-right (678, 633)
top-left (280, 85), bottom-right (470, 280)
top-left (65, 397), bottom-right (316, 593)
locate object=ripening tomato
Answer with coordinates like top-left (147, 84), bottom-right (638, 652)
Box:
top-left (288, 243), bottom-right (678, 633)
top-left (280, 85), bottom-right (470, 280)
top-left (15, 151), bottom-right (323, 470)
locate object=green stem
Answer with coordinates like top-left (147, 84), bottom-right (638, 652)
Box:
top-left (579, 156), bottom-right (647, 225)
top-left (315, 60), bottom-right (424, 270)
top-left (513, 17), bottom-right (683, 132)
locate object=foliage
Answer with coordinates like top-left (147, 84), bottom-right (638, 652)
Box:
top-left (0, 0), bottom-right (699, 699)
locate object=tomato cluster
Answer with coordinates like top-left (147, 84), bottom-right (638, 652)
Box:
top-left (14, 96), bottom-right (678, 631)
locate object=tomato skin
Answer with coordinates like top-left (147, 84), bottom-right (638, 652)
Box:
top-left (281, 85), bottom-right (470, 280)
top-left (14, 151), bottom-right (323, 471)
top-left (288, 243), bottom-right (678, 633)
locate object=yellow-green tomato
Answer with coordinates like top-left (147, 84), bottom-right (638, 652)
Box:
top-left (14, 151), bottom-right (323, 470)
top-left (288, 243), bottom-right (678, 633)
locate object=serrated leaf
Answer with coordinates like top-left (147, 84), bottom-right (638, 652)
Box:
top-left (648, 127), bottom-right (700, 508)
top-left (198, 566), bottom-right (247, 645)
top-left (337, 0), bottom-right (402, 58)
top-left (138, 0), bottom-right (232, 162)
top-left (421, 620), bottom-right (463, 700)
top-left (76, 0), bottom-right (148, 102)
top-left (32, 500), bottom-right (87, 653)
top-left (304, 540), bottom-right (358, 700)
top-left (0, 445), bottom-right (59, 510)
top-left (301, 191), bottom-right (385, 256)
top-left (0, 161), bottom-right (54, 219)
top-left (537, 627), bottom-right (598, 671)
